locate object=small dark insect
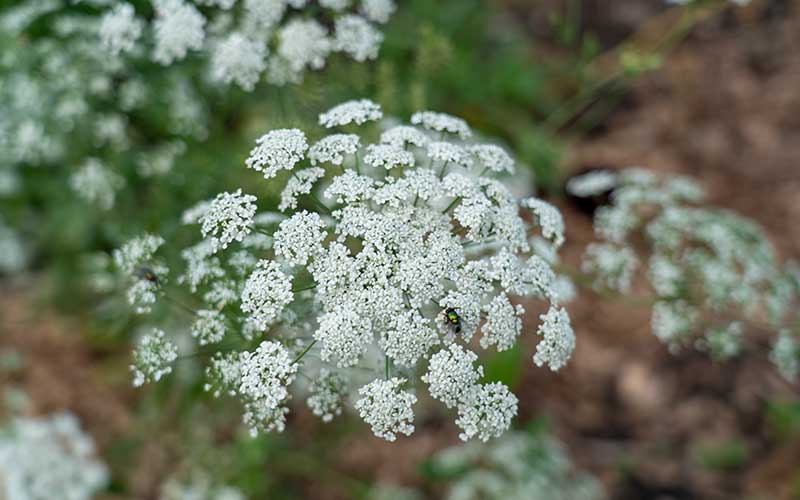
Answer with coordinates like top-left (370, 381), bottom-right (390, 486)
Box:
top-left (444, 307), bottom-right (461, 334)
top-left (137, 266), bottom-right (159, 285)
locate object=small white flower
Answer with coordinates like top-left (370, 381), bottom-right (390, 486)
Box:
top-left (325, 170), bottom-right (375, 204)
top-left (319, 99), bottom-right (383, 128)
top-left (200, 189), bottom-right (258, 252)
top-left (355, 377), bottom-right (417, 441)
top-left (333, 15), bottom-right (383, 62)
top-left (380, 125), bottom-right (429, 148)
top-left (245, 128), bottom-right (308, 179)
top-left (411, 111), bottom-right (471, 139)
top-left (70, 158), bottom-right (125, 210)
top-left (522, 198), bottom-right (565, 248)
top-left (566, 170), bottom-right (618, 197)
top-left (99, 3), bottom-right (143, 56)
top-left (306, 368), bottom-right (347, 422)
top-left (363, 144), bottom-right (415, 170)
top-left (276, 19), bottom-right (331, 74)
top-left (131, 329), bottom-right (178, 387)
top-left (427, 141), bottom-right (473, 168)
top-left (315, 305), bottom-right (373, 367)
top-left (380, 309), bottom-right (439, 367)
top-left (309, 134), bottom-right (360, 166)
top-left (191, 309), bottom-right (227, 345)
top-left (240, 260), bottom-right (294, 330)
top-left (770, 330), bottom-right (799, 382)
top-left (481, 293), bottom-right (524, 351)
top-left (469, 144), bottom-right (514, 174)
top-left (152, 0), bottom-right (206, 65)
top-left (455, 382), bottom-right (518, 442)
top-left (279, 167), bottom-right (325, 212)
top-left (533, 306), bottom-right (575, 371)
top-left (582, 243), bottom-right (638, 293)
top-left (274, 210), bottom-right (327, 266)
top-left (422, 344), bottom-right (483, 409)
top-left (651, 300), bottom-right (698, 347)
top-left (210, 32), bottom-right (267, 90)
top-left (114, 233), bottom-right (165, 275)
top-left (238, 340), bottom-right (298, 435)
top-left (361, 0), bottom-right (396, 23)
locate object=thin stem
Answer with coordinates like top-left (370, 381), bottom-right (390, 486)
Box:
top-left (292, 282), bottom-right (317, 293)
top-left (438, 160), bottom-right (450, 180)
top-left (163, 293), bottom-right (198, 317)
top-left (442, 196), bottom-right (462, 214)
top-left (385, 355), bottom-right (391, 380)
top-left (293, 339), bottom-right (317, 364)
top-left (308, 192), bottom-right (332, 215)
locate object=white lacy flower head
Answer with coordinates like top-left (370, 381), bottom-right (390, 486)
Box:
top-left (70, 157), bottom-right (125, 210)
top-left (130, 100), bottom-right (574, 442)
top-left (354, 377), bottom-right (417, 442)
top-left (245, 129), bottom-right (308, 179)
top-left (200, 189), bottom-right (258, 252)
top-left (362, 0), bottom-right (396, 24)
top-left (333, 15), bottom-right (383, 62)
top-left (99, 3), bottom-right (143, 56)
top-left (0, 413), bottom-right (108, 500)
top-left (319, 99), bottom-right (383, 128)
top-left (210, 32), bottom-right (267, 90)
top-left (152, 0), bottom-right (206, 65)
top-left (131, 328), bottom-right (179, 386)
top-left (581, 168), bottom-right (799, 376)
top-left (411, 111), bottom-right (472, 139)
top-left (238, 340), bottom-right (298, 435)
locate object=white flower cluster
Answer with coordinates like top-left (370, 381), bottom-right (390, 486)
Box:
top-left (425, 430), bottom-right (605, 500)
top-left (97, 0), bottom-right (397, 89)
top-left (121, 100), bottom-right (576, 441)
top-left (575, 168), bottom-right (800, 379)
top-left (0, 413), bottom-right (108, 500)
top-left (131, 328), bottom-right (179, 386)
top-left (113, 233), bottom-right (168, 314)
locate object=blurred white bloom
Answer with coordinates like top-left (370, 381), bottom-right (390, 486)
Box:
top-left (770, 330), bottom-right (798, 382)
top-left (320, 0), bottom-right (350, 10)
top-left (333, 15), bottom-right (383, 62)
top-left (113, 233), bottom-right (165, 275)
top-left (533, 306), bottom-right (575, 371)
top-left (0, 220), bottom-right (26, 273)
top-left (99, 3), bottom-right (143, 56)
top-left (0, 413), bottom-right (108, 500)
top-left (355, 377), bottom-right (417, 441)
top-left (70, 158), bottom-right (124, 210)
top-left (319, 99), bottom-right (383, 128)
top-left (245, 128), bottom-right (308, 179)
top-left (411, 111), bottom-right (471, 139)
top-left (152, 0), bottom-right (206, 65)
top-left (200, 189), bottom-right (258, 252)
top-left (380, 125), bottom-right (429, 148)
top-left (211, 32), bottom-right (267, 90)
top-left (522, 198), bottom-right (565, 248)
top-left (581, 243), bottom-right (637, 293)
top-left (651, 300), bottom-right (698, 348)
top-left (306, 368), bottom-right (347, 422)
top-left (276, 19), bottom-right (331, 74)
top-left (136, 140), bottom-right (186, 177)
top-left (362, 0), bottom-right (396, 23)
top-left (566, 170), bottom-right (618, 197)
top-left (428, 142), bottom-right (473, 168)
top-left (131, 328), bottom-right (178, 386)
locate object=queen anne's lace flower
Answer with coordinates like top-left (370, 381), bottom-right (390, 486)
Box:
top-left (200, 189), bottom-right (258, 252)
top-left (276, 19), bottom-right (331, 74)
top-left (152, 0), bottom-right (206, 65)
top-left (245, 129), bottom-right (308, 179)
top-left (241, 260), bottom-right (294, 330)
top-left (131, 328), bottom-right (179, 387)
top-left (273, 210), bottom-right (327, 266)
top-left (238, 340), bottom-right (298, 435)
top-left (319, 99), bottom-right (383, 128)
top-left (210, 32), bottom-right (268, 90)
top-left (333, 15), bottom-right (383, 62)
top-left (354, 378), bottom-right (417, 441)
top-left (411, 111), bottom-right (471, 139)
top-left (99, 3), bottom-right (143, 56)
top-left (533, 306), bottom-right (575, 371)
top-left (306, 368), bottom-right (347, 422)
top-left (309, 134), bottom-right (360, 166)
top-left (0, 413), bottom-right (108, 500)
top-left (70, 158), bottom-right (125, 210)
top-left (128, 100), bottom-right (574, 441)
top-left (191, 309), bottom-right (227, 345)
top-left (362, 0), bottom-right (396, 23)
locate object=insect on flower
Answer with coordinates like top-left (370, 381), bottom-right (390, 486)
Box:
top-left (445, 307), bottom-right (462, 334)
top-left (137, 266), bottom-right (160, 285)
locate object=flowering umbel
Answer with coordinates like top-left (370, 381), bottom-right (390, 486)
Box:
top-left (116, 99), bottom-right (576, 441)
